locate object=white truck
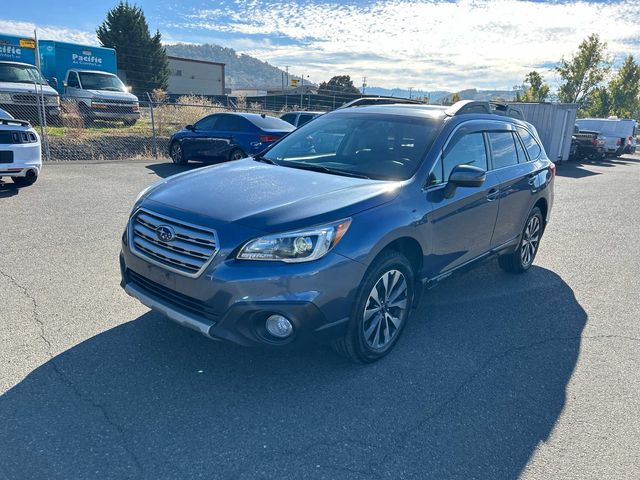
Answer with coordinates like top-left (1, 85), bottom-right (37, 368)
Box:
top-left (0, 34), bottom-right (60, 124)
top-left (575, 117), bottom-right (637, 156)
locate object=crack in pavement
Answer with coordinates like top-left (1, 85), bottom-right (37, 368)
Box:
top-left (0, 269), bottom-right (144, 478)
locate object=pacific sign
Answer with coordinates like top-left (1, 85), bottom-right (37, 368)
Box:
top-left (71, 51), bottom-right (103, 67)
top-left (0, 38), bottom-right (35, 62)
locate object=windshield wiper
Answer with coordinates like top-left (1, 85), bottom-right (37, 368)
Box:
top-left (252, 154), bottom-right (278, 165)
top-left (283, 162), bottom-right (371, 179)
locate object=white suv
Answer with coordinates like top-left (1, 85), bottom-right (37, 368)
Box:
top-left (0, 108), bottom-right (41, 187)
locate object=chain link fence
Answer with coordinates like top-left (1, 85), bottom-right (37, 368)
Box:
top-left (3, 90), bottom-right (412, 162)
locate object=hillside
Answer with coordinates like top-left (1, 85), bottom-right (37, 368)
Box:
top-left (165, 43), bottom-right (301, 90)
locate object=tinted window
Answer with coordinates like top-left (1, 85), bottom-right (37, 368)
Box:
top-left (67, 72), bottom-right (80, 88)
top-left (216, 115), bottom-right (250, 132)
top-left (280, 113), bottom-right (297, 126)
top-left (488, 131), bottom-right (518, 169)
top-left (264, 113), bottom-right (439, 181)
top-left (513, 133), bottom-right (528, 163)
top-left (442, 132), bottom-right (488, 181)
top-left (248, 115), bottom-right (295, 131)
top-left (517, 127), bottom-right (542, 160)
top-left (298, 114), bottom-right (315, 126)
top-left (194, 115), bottom-right (218, 130)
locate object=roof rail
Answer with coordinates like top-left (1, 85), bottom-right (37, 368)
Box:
top-left (0, 118), bottom-right (31, 127)
top-left (338, 97), bottom-right (422, 109)
top-left (445, 100), bottom-right (525, 120)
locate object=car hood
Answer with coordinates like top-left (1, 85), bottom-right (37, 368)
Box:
top-left (0, 82), bottom-right (58, 96)
top-left (143, 159), bottom-right (402, 232)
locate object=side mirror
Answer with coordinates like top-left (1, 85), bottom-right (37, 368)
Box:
top-left (443, 164), bottom-right (486, 198)
top-left (186, 124), bottom-right (195, 131)
top-left (50, 77), bottom-right (58, 88)
top-left (62, 81), bottom-right (68, 89)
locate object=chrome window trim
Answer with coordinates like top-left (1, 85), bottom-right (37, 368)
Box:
top-left (128, 207), bottom-right (220, 278)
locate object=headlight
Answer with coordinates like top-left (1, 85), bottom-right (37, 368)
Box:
top-left (237, 219), bottom-right (351, 263)
top-left (46, 96), bottom-right (60, 106)
top-left (0, 93), bottom-right (11, 102)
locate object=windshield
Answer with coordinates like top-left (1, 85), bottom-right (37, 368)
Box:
top-left (0, 63), bottom-right (46, 84)
top-left (262, 113), bottom-right (439, 180)
top-left (78, 72), bottom-right (126, 92)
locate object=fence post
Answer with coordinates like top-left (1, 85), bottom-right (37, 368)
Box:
top-left (34, 81), bottom-right (50, 161)
top-left (146, 92), bottom-right (158, 159)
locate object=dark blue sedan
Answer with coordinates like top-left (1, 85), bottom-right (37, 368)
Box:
top-left (168, 112), bottom-right (294, 164)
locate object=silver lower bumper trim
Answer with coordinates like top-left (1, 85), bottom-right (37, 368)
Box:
top-left (124, 282), bottom-right (219, 340)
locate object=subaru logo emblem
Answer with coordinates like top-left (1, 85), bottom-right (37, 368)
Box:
top-left (156, 225), bottom-right (175, 242)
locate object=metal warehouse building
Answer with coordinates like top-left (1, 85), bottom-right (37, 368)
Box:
top-left (167, 56), bottom-right (225, 96)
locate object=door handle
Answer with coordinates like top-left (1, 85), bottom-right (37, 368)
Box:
top-left (486, 188), bottom-right (499, 201)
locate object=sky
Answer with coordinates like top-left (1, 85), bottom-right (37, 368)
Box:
top-left (2, 0), bottom-right (640, 91)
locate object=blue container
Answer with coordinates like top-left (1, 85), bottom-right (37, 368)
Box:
top-left (38, 40), bottom-right (117, 94)
top-left (0, 34), bottom-right (36, 65)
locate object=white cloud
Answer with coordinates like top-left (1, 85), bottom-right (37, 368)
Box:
top-left (0, 19), bottom-right (96, 45)
top-left (175, 0), bottom-right (640, 90)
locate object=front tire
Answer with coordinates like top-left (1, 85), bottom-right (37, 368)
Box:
top-left (498, 206), bottom-right (543, 274)
top-left (170, 141), bottom-right (187, 165)
top-left (332, 250), bottom-right (415, 363)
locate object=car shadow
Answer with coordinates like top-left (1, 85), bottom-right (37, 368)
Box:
top-left (0, 263), bottom-right (586, 479)
top-left (0, 179), bottom-right (19, 198)
top-left (559, 154), bottom-right (639, 178)
top-left (145, 161), bottom-right (207, 179)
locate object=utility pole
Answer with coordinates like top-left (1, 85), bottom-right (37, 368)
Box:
top-left (300, 74), bottom-right (304, 108)
top-left (408, 87), bottom-right (414, 100)
top-left (285, 66), bottom-right (290, 89)
top-left (361, 76), bottom-right (367, 95)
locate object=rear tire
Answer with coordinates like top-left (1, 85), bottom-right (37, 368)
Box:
top-left (332, 250), bottom-right (415, 363)
top-left (123, 119), bottom-right (137, 127)
top-left (498, 206), bottom-right (543, 274)
top-left (170, 141), bottom-right (187, 165)
top-left (228, 148), bottom-right (245, 161)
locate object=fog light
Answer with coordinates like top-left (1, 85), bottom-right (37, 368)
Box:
top-left (265, 314), bottom-right (293, 338)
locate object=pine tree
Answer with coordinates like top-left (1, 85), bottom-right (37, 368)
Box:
top-left (97, 2), bottom-right (169, 95)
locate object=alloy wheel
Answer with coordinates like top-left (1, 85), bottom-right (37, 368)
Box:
top-left (171, 143), bottom-right (182, 163)
top-left (362, 269), bottom-right (408, 350)
top-left (520, 215), bottom-right (541, 267)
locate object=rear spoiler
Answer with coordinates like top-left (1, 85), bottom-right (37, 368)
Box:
top-left (0, 118), bottom-right (31, 127)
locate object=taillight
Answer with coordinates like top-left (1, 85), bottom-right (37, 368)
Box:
top-left (549, 162), bottom-right (556, 178)
top-left (628, 136), bottom-right (633, 145)
top-left (259, 135), bottom-right (280, 143)
top-left (592, 138), bottom-right (598, 146)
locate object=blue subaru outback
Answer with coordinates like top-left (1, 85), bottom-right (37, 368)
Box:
top-left (120, 101), bottom-right (555, 363)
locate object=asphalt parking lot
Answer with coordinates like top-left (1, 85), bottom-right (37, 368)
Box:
top-left (1, 156), bottom-right (639, 479)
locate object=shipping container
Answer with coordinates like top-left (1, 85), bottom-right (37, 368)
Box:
top-left (511, 103), bottom-right (578, 162)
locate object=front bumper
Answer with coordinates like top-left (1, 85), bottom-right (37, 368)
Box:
top-left (91, 109), bottom-right (140, 121)
top-left (120, 244), bottom-right (366, 347)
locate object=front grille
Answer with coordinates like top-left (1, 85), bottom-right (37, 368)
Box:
top-left (127, 269), bottom-right (219, 323)
top-left (13, 94), bottom-right (37, 104)
top-left (130, 208), bottom-right (219, 276)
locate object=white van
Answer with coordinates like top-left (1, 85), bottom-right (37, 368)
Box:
top-left (575, 117), bottom-right (637, 156)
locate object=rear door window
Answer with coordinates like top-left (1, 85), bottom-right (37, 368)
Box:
top-left (513, 133), bottom-right (528, 163)
top-left (489, 131), bottom-right (519, 169)
top-left (216, 115), bottom-right (250, 132)
top-left (517, 127), bottom-right (542, 160)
